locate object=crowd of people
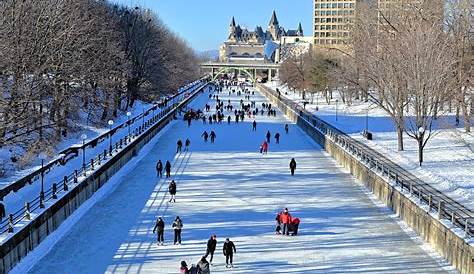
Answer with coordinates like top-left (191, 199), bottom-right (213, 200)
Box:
top-left (151, 80), bottom-right (301, 273)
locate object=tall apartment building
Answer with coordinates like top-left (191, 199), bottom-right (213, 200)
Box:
top-left (313, 0), bottom-right (356, 47)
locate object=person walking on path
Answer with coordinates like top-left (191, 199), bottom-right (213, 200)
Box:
top-left (223, 238), bottom-right (236, 268)
top-left (280, 208), bottom-right (292, 236)
top-left (172, 216), bottom-right (183, 245)
top-left (252, 120), bottom-right (257, 131)
top-left (285, 124), bottom-right (289, 134)
top-left (266, 130), bottom-right (271, 143)
top-left (152, 217), bottom-right (165, 245)
top-left (185, 138), bottom-right (191, 151)
top-left (165, 160), bottom-right (172, 178)
top-left (168, 180), bottom-right (177, 203)
top-left (197, 257), bottom-right (210, 274)
top-left (202, 131), bottom-right (209, 142)
top-left (156, 160), bottom-right (163, 178)
top-left (275, 133), bottom-right (280, 144)
top-left (210, 131), bottom-right (216, 143)
top-left (289, 158), bottom-right (296, 176)
top-left (177, 139), bottom-right (183, 153)
top-left (205, 234), bottom-right (217, 265)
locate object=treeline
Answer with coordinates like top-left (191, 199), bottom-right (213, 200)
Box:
top-left (0, 0), bottom-right (200, 154)
top-left (279, 0), bottom-right (472, 165)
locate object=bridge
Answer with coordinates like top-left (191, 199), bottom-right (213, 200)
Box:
top-left (200, 61), bottom-right (280, 83)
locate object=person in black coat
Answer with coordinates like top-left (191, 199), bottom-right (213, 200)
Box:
top-left (210, 131), bottom-right (216, 143)
top-left (289, 158), bottom-right (297, 176)
top-left (185, 138), bottom-right (191, 151)
top-left (275, 133), bottom-right (280, 144)
top-left (252, 120), bottom-right (257, 131)
top-left (165, 160), bottom-right (172, 178)
top-left (266, 130), bottom-right (271, 143)
top-left (172, 216), bottom-right (183, 245)
top-left (0, 202), bottom-right (5, 222)
top-left (152, 217), bottom-right (165, 245)
top-left (156, 160), bottom-right (163, 178)
top-left (223, 238), bottom-right (236, 268)
top-left (204, 234), bottom-right (217, 264)
top-left (169, 180), bottom-right (177, 203)
top-left (176, 139), bottom-right (183, 153)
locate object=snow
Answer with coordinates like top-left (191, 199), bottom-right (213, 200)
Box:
top-left (0, 81), bottom-right (205, 227)
top-left (16, 85), bottom-right (454, 273)
top-left (266, 81), bottom-right (474, 211)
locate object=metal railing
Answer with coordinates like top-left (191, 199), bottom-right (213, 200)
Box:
top-left (0, 78), bottom-right (210, 236)
top-left (259, 84), bottom-right (473, 239)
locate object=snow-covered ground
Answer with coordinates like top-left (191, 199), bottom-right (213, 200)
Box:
top-left (266, 82), bottom-right (474, 211)
top-left (15, 86), bottom-right (455, 273)
top-left (0, 82), bottom-right (205, 220)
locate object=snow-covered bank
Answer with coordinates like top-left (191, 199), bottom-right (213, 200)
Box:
top-left (266, 81), bottom-right (474, 211)
top-left (23, 86), bottom-right (454, 273)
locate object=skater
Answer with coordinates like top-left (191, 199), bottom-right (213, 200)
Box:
top-left (275, 212), bottom-right (282, 235)
top-left (210, 131), bottom-right (216, 143)
top-left (202, 131), bottom-right (209, 142)
top-left (266, 130), bottom-right (271, 143)
top-left (177, 139), bottom-right (183, 153)
top-left (156, 160), bottom-right (163, 178)
top-left (285, 124), bottom-right (289, 134)
top-left (152, 216), bottom-right (165, 245)
top-left (180, 261), bottom-right (189, 274)
top-left (0, 202), bottom-right (4, 222)
top-left (261, 140), bottom-right (268, 154)
top-left (252, 120), bottom-right (257, 131)
top-left (275, 132), bottom-right (280, 144)
top-left (197, 257), bottom-right (210, 274)
top-left (280, 208), bottom-right (292, 236)
top-left (223, 238), bottom-right (236, 268)
top-left (169, 180), bottom-right (177, 203)
top-left (205, 234), bottom-right (217, 264)
top-left (165, 160), bottom-right (172, 178)
top-left (227, 115), bottom-right (231, 124)
top-left (185, 138), bottom-right (191, 151)
top-left (289, 158), bottom-right (296, 176)
top-left (172, 216), bottom-right (183, 245)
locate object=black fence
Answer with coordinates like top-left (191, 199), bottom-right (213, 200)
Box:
top-left (259, 84), bottom-right (473, 239)
top-left (0, 78), bottom-right (210, 236)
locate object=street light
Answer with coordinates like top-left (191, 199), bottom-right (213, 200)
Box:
top-left (38, 152), bottom-right (47, 208)
top-left (126, 111), bottom-right (132, 136)
top-left (108, 120), bottom-right (114, 156)
top-left (365, 107), bottom-right (369, 133)
top-left (335, 99), bottom-right (339, 121)
top-left (81, 134), bottom-right (87, 175)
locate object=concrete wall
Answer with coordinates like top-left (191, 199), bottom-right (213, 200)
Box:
top-left (257, 84), bottom-right (473, 274)
top-left (0, 83), bottom-right (209, 274)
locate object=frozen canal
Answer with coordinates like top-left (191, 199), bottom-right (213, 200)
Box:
top-left (19, 86), bottom-right (453, 273)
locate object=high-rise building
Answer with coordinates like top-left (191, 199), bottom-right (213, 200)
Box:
top-left (313, 0), bottom-right (356, 48)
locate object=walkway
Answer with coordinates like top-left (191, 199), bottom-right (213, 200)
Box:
top-left (24, 86), bottom-right (452, 273)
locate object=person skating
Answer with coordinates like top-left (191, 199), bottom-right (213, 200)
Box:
top-left (275, 212), bottom-right (282, 235)
top-left (227, 115), bottom-right (231, 124)
top-left (152, 216), bottom-right (165, 245)
top-left (169, 180), bottom-right (177, 203)
top-left (285, 124), bottom-right (289, 134)
top-left (185, 138), bottom-right (191, 151)
top-left (289, 158), bottom-right (296, 176)
top-left (165, 160), bottom-right (172, 178)
top-left (177, 139), bottom-right (183, 153)
top-left (156, 160), bottom-right (163, 178)
top-left (210, 131), bottom-right (216, 143)
top-left (280, 208), bottom-right (292, 236)
top-left (223, 238), bottom-right (236, 268)
top-left (266, 130), bottom-right (271, 143)
top-left (202, 131), bottom-right (209, 142)
top-left (205, 234), bottom-right (217, 264)
top-left (275, 133), bottom-right (280, 144)
top-left (196, 257), bottom-right (210, 274)
top-left (261, 140), bottom-right (268, 154)
top-left (172, 216), bottom-right (183, 245)
top-left (180, 261), bottom-right (190, 274)
top-left (252, 120), bottom-right (257, 131)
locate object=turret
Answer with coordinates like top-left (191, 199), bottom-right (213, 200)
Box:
top-left (267, 10), bottom-right (280, 40)
top-left (297, 22), bottom-right (303, 36)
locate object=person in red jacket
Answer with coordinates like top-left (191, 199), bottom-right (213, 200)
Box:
top-left (261, 141), bottom-right (268, 154)
top-left (279, 208), bottom-right (292, 235)
top-left (290, 217), bottom-right (300, 236)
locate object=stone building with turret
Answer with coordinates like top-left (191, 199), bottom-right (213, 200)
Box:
top-left (219, 11), bottom-right (306, 63)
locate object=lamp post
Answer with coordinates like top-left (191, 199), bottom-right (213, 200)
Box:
top-left (335, 99), bottom-right (339, 121)
top-left (126, 111), bottom-right (132, 136)
top-left (418, 126), bottom-right (425, 167)
top-left (81, 134), bottom-right (87, 175)
top-left (108, 120), bottom-right (114, 156)
top-left (365, 107), bottom-right (369, 133)
top-left (38, 152), bottom-right (47, 208)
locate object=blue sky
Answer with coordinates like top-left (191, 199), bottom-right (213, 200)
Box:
top-left (112, 0), bottom-right (313, 51)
